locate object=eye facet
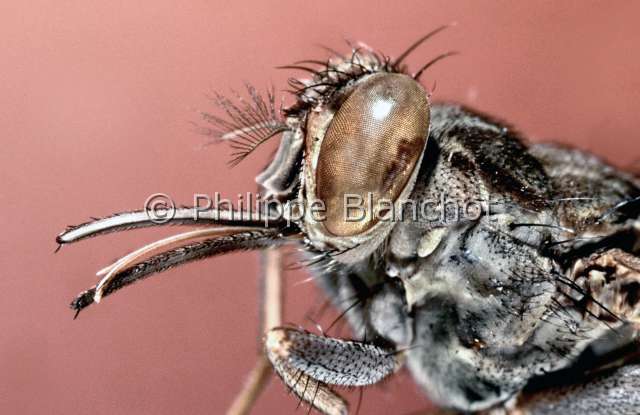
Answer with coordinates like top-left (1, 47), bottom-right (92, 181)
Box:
top-left (315, 73), bottom-right (430, 237)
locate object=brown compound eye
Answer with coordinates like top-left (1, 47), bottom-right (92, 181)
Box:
top-left (315, 72), bottom-right (430, 237)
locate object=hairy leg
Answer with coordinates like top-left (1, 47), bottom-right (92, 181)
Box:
top-left (265, 326), bottom-right (402, 414)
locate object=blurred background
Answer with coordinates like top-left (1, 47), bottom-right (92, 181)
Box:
top-left (1, 1), bottom-right (639, 414)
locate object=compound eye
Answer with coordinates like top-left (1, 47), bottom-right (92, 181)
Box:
top-left (315, 73), bottom-right (430, 237)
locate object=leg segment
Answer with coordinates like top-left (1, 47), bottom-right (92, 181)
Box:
top-left (226, 356), bottom-right (272, 415)
top-left (265, 327), bottom-right (401, 414)
top-left (226, 248), bottom-right (284, 415)
top-left (266, 328), bottom-right (400, 387)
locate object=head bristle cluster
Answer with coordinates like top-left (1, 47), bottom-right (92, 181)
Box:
top-left (283, 46), bottom-right (401, 117)
top-left (198, 83), bottom-right (289, 166)
top-left (283, 25), bottom-right (455, 117)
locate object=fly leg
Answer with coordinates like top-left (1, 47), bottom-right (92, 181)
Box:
top-left (226, 248), bottom-right (283, 415)
top-left (264, 326), bottom-right (403, 415)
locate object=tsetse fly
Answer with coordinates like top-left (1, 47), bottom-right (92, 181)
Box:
top-left (56, 27), bottom-right (640, 414)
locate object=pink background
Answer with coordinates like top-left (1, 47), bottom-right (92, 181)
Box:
top-left (2, 2), bottom-right (640, 414)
